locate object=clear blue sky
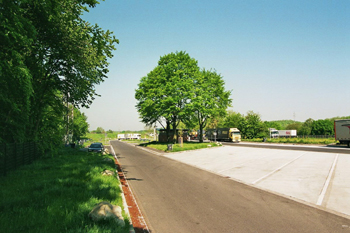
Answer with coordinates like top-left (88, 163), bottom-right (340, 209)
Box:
top-left (81, 0), bottom-right (350, 131)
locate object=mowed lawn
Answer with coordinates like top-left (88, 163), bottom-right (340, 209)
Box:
top-left (0, 147), bottom-right (130, 233)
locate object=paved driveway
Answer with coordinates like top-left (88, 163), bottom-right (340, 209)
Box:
top-left (162, 143), bottom-right (350, 218)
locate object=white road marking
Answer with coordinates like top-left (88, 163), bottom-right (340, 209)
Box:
top-left (252, 153), bottom-right (306, 185)
top-left (317, 154), bottom-right (339, 206)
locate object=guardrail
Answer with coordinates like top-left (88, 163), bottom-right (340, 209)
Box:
top-left (0, 142), bottom-right (41, 176)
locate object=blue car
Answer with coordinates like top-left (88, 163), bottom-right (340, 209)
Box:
top-left (88, 143), bottom-right (104, 152)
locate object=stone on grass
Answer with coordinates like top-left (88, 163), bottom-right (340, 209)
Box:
top-left (89, 201), bottom-right (125, 226)
top-left (102, 169), bottom-right (114, 176)
top-left (103, 157), bottom-right (114, 163)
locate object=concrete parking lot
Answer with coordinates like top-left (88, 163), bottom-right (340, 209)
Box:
top-left (162, 143), bottom-right (350, 218)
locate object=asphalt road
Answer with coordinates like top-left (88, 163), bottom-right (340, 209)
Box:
top-left (110, 140), bottom-right (350, 233)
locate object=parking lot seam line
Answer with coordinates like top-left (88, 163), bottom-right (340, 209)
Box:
top-left (252, 153), bottom-right (306, 185)
top-left (317, 154), bottom-right (339, 206)
top-left (217, 154), bottom-right (272, 174)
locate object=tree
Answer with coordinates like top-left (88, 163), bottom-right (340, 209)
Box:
top-left (241, 111), bottom-right (268, 139)
top-left (71, 108), bottom-right (89, 141)
top-left (286, 122), bottom-right (302, 132)
top-left (311, 119), bottom-right (334, 135)
top-left (0, 0), bottom-right (118, 149)
top-left (0, 0), bottom-right (35, 143)
top-left (219, 111), bottom-right (245, 129)
top-left (188, 69), bottom-right (232, 142)
top-left (96, 127), bottom-right (105, 134)
top-left (264, 121), bottom-right (282, 130)
top-left (135, 51), bottom-right (200, 142)
top-left (299, 118), bottom-right (314, 135)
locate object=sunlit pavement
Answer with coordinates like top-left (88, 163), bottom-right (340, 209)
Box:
top-left (161, 143), bottom-right (350, 218)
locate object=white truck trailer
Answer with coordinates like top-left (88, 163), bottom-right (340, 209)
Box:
top-left (277, 130), bottom-right (297, 137)
top-left (334, 119), bottom-right (350, 147)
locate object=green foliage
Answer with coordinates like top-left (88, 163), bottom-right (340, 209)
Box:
top-left (298, 118), bottom-right (313, 135)
top-left (218, 111), bottom-right (244, 128)
top-left (0, 147), bottom-right (130, 232)
top-left (286, 122), bottom-right (303, 131)
top-left (188, 69), bottom-right (232, 142)
top-left (135, 51), bottom-right (231, 143)
top-left (71, 108), bottom-right (89, 141)
top-left (310, 119), bottom-right (334, 135)
top-left (0, 0), bottom-right (118, 152)
top-left (264, 120), bottom-right (297, 130)
top-left (96, 127), bottom-right (105, 134)
top-left (241, 111), bottom-right (268, 139)
top-left (135, 51), bottom-right (201, 142)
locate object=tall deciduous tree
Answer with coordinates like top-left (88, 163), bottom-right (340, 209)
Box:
top-left (188, 69), bottom-right (232, 142)
top-left (0, 0), bottom-right (118, 149)
top-left (135, 51), bottom-right (200, 142)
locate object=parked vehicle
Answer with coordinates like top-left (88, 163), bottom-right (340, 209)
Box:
top-left (334, 119), bottom-right (350, 147)
top-left (206, 128), bottom-right (241, 142)
top-left (88, 143), bottom-right (104, 152)
top-left (277, 130), bottom-right (297, 137)
top-left (117, 134), bottom-right (125, 140)
top-left (268, 128), bottom-right (279, 138)
top-left (131, 134), bottom-right (141, 140)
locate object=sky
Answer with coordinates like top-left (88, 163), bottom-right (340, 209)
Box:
top-left (81, 0), bottom-right (350, 131)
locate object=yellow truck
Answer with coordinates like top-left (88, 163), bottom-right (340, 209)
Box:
top-left (207, 128), bottom-right (241, 142)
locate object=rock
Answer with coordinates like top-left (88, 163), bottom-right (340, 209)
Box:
top-left (89, 201), bottom-right (125, 226)
top-left (102, 169), bottom-right (114, 176)
top-left (103, 149), bottom-right (109, 155)
top-left (103, 157), bottom-right (114, 163)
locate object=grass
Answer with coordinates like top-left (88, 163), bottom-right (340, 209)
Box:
top-left (243, 137), bottom-right (337, 145)
top-left (0, 147), bottom-right (130, 233)
top-left (140, 141), bottom-right (222, 152)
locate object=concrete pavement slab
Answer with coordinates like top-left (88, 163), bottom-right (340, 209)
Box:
top-left (162, 145), bottom-right (350, 218)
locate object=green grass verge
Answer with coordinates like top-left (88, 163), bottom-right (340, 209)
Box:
top-left (140, 141), bottom-right (222, 152)
top-left (243, 137), bottom-right (337, 145)
top-left (0, 147), bottom-right (130, 233)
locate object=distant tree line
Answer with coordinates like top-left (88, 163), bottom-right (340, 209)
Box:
top-left (0, 0), bottom-right (117, 151)
top-left (211, 111), bottom-right (350, 139)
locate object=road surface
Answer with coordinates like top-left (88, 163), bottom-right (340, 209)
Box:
top-left (110, 140), bottom-right (350, 233)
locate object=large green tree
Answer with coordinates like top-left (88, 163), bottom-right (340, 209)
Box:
top-left (135, 51), bottom-right (200, 142)
top-left (0, 0), bottom-right (118, 148)
top-left (188, 69), bottom-right (231, 142)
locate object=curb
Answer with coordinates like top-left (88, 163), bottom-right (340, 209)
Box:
top-left (108, 143), bottom-right (150, 233)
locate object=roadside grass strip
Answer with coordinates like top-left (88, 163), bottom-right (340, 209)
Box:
top-left (0, 147), bottom-right (130, 233)
top-left (139, 141), bottom-right (222, 152)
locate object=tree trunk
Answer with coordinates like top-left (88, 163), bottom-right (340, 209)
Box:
top-left (172, 115), bottom-right (177, 143)
top-left (199, 123), bottom-right (204, 143)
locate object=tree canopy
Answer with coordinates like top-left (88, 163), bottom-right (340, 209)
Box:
top-left (135, 51), bottom-right (232, 142)
top-left (0, 0), bottom-right (118, 149)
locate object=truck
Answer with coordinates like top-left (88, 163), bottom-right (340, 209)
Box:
top-left (206, 128), bottom-right (241, 142)
top-left (334, 119), bottom-right (350, 147)
top-left (277, 130), bottom-right (297, 137)
top-left (117, 134), bottom-right (125, 140)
